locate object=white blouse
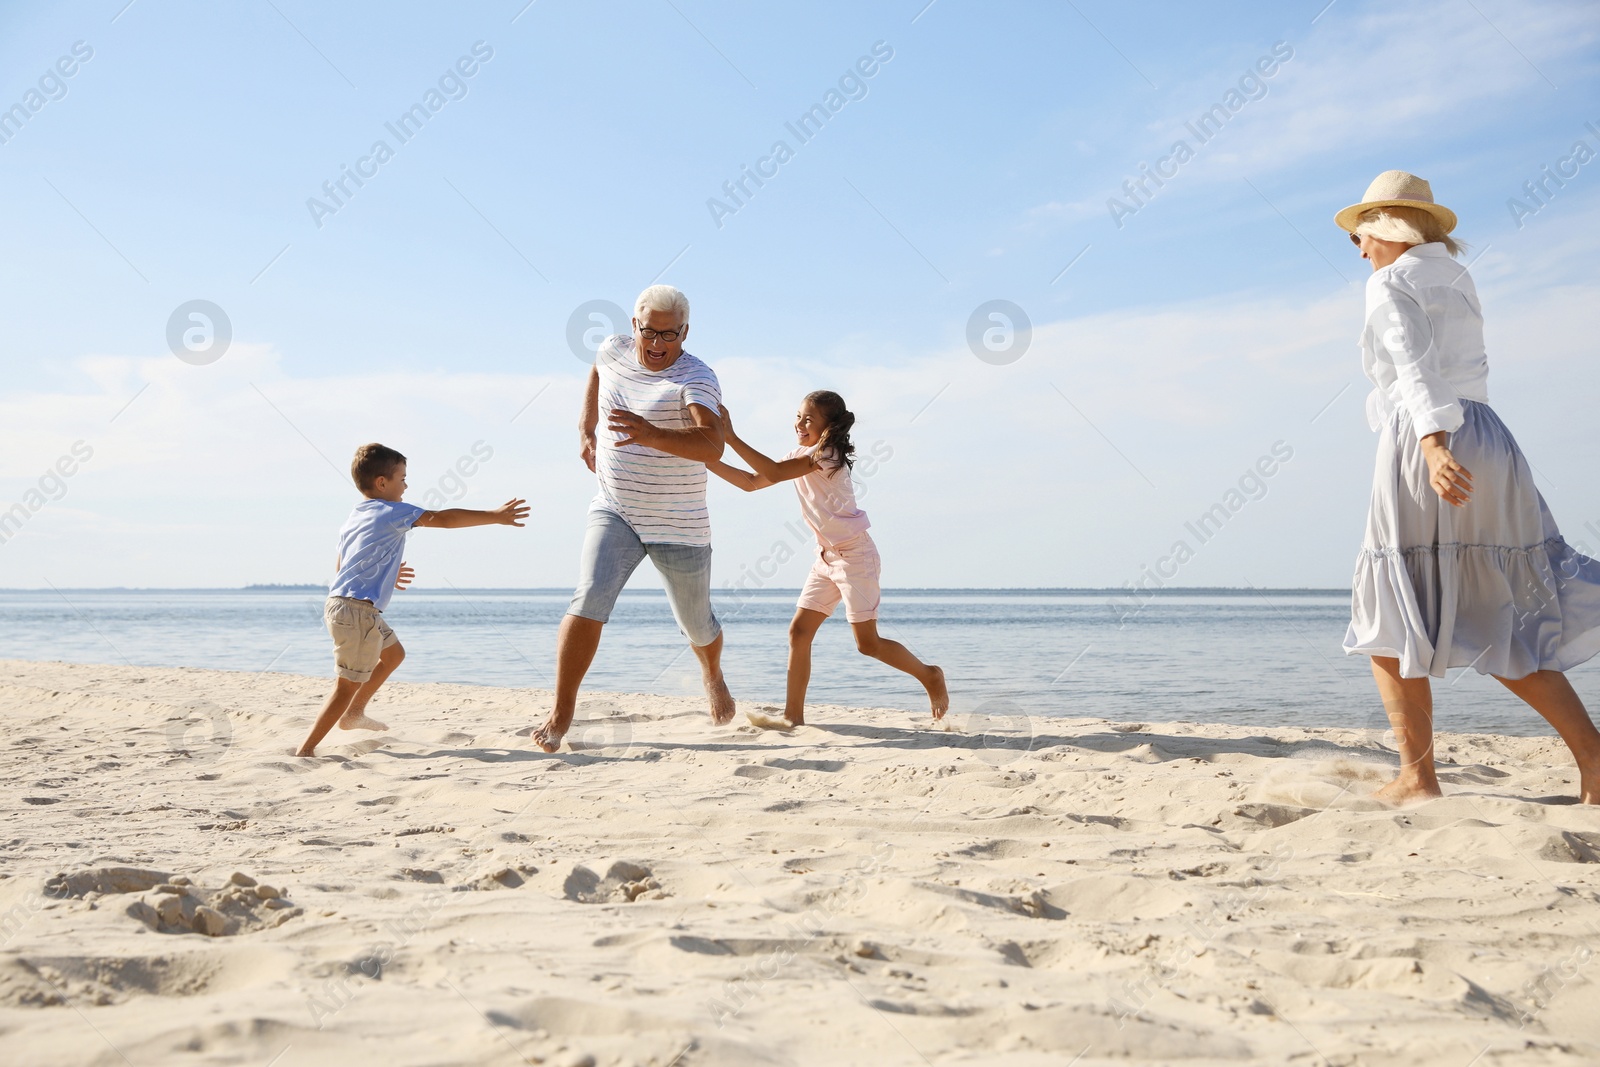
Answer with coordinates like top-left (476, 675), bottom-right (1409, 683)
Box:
top-left (1360, 242), bottom-right (1490, 437)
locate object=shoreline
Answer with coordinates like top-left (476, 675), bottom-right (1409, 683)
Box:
top-left (0, 653), bottom-right (1575, 742)
top-left (2, 659), bottom-right (1597, 1065)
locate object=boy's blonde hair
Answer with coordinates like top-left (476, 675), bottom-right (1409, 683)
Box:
top-left (351, 443), bottom-right (406, 492)
top-left (1354, 205), bottom-right (1466, 257)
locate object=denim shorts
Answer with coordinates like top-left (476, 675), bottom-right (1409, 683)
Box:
top-left (568, 508), bottom-right (721, 646)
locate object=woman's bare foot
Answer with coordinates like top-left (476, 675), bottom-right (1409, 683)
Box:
top-left (747, 710), bottom-right (795, 731)
top-left (293, 744), bottom-right (316, 757)
top-left (532, 722), bottom-right (565, 754)
top-left (706, 676), bottom-right (736, 726)
top-left (1373, 774), bottom-right (1443, 806)
top-left (924, 665), bottom-right (949, 721)
top-left (339, 711), bottom-right (388, 732)
top-left (1579, 766), bottom-right (1599, 805)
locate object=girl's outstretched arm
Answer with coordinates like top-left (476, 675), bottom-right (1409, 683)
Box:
top-left (720, 406), bottom-right (816, 485)
top-left (707, 457), bottom-right (769, 492)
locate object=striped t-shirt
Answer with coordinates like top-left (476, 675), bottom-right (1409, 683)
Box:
top-left (591, 334), bottom-right (722, 545)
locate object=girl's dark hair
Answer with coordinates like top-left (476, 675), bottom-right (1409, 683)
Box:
top-left (805, 390), bottom-right (856, 470)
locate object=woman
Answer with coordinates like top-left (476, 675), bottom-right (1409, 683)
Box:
top-left (1339, 170), bottom-right (1600, 805)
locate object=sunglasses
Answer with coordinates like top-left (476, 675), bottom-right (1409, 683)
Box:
top-left (1349, 232), bottom-right (1362, 246)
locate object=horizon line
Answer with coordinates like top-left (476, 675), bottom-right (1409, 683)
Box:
top-left (0, 584), bottom-right (1352, 595)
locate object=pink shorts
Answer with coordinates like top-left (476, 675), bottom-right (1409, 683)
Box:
top-left (796, 533), bottom-right (881, 623)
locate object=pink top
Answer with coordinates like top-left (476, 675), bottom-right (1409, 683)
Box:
top-left (784, 446), bottom-right (871, 548)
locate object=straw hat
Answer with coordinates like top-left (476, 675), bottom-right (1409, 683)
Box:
top-left (1335, 170), bottom-right (1457, 233)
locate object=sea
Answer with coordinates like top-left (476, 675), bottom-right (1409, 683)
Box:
top-left (3, 587), bottom-right (1593, 739)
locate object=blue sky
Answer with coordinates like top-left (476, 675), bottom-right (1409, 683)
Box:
top-left (1, 0), bottom-right (1598, 590)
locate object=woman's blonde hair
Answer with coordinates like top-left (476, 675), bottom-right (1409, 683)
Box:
top-left (1354, 205), bottom-right (1465, 257)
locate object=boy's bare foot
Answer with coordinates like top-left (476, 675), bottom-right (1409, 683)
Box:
top-left (339, 712), bottom-right (388, 732)
top-left (1373, 775), bottom-right (1442, 806)
top-left (925, 665), bottom-right (949, 720)
top-left (532, 722), bottom-right (565, 753)
top-left (747, 710), bottom-right (795, 731)
top-left (707, 676), bottom-right (736, 726)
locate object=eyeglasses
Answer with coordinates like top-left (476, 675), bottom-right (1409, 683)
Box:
top-left (636, 325), bottom-right (685, 342)
top-left (1349, 232), bottom-right (1362, 246)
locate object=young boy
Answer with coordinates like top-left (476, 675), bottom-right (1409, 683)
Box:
top-left (295, 443), bottom-right (529, 757)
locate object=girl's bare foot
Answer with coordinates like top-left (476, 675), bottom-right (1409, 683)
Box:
top-left (925, 665), bottom-right (949, 720)
top-left (707, 676), bottom-right (736, 726)
top-left (339, 711), bottom-right (388, 732)
top-left (1373, 775), bottom-right (1442, 806)
top-left (532, 722), bottom-right (565, 753)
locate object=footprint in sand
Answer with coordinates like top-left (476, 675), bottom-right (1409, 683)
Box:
top-left (45, 867), bottom-right (301, 937)
top-left (465, 865), bottom-right (538, 890)
top-left (562, 861), bottom-right (663, 903)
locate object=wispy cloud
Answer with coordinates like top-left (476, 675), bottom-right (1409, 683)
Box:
top-left (6, 195), bottom-right (1599, 588)
top-left (1024, 0), bottom-right (1599, 233)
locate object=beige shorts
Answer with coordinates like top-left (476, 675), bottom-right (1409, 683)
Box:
top-left (325, 596), bottom-right (398, 682)
top-left (796, 533), bottom-right (881, 623)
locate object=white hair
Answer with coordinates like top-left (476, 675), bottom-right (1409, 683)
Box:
top-left (635, 284), bottom-right (690, 324)
top-left (1354, 205), bottom-right (1465, 257)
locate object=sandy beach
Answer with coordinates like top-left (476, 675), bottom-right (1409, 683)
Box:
top-left (1, 658), bottom-right (1597, 1066)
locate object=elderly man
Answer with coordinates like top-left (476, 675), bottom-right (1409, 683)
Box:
top-left (534, 285), bottom-right (736, 751)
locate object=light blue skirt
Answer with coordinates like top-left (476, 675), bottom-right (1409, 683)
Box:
top-left (1344, 400), bottom-right (1600, 680)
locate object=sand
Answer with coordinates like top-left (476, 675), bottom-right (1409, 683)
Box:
top-left (1, 658), bottom-right (1598, 1066)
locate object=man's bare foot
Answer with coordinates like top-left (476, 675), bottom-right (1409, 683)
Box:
top-left (339, 712), bottom-right (388, 732)
top-left (924, 665), bottom-right (949, 721)
top-left (1373, 775), bottom-right (1442, 806)
top-left (747, 710), bottom-right (795, 731)
top-left (706, 676), bottom-right (736, 726)
top-left (532, 721), bottom-right (565, 754)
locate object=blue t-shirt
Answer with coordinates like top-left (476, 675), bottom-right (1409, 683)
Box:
top-left (328, 499), bottom-right (427, 612)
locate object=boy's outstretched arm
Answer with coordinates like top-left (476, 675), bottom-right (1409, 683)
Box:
top-left (414, 498), bottom-right (530, 529)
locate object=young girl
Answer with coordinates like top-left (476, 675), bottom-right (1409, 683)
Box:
top-left (708, 390), bottom-right (948, 727)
